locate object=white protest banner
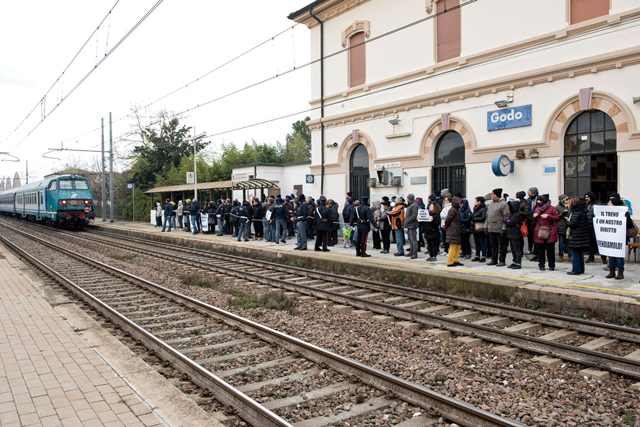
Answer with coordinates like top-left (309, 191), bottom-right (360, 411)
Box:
top-left (417, 208), bottom-right (431, 222)
top-left (593, 205), bottom-right (628, 258)
top-left (265, 210), bottom-right (272, 221)
top-left (201, 213), bottom-right (209, 232)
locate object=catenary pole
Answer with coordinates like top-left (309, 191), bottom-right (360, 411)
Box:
top-left (101, 118), bottom-right (106, 221)
top-left (193, 126), bottom-right (197, 201)
top-left (109, 112), bottom-right (114, 222)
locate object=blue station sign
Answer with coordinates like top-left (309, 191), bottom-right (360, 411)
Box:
top-left (487, 104), bottom-right (532, 132)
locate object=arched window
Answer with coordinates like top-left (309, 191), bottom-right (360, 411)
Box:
top-left (349, 32), bottom-right (366, 87)
top-left (432, 131), bottom-right (466, 197)
top-left (436, 0), bottom-right (461, 62)
top-left (349, 144), bottom-right (370, 201)
top-left (570, 0), bottom-right (609, 24)
top-left (564, 110), bottom-right (617, 201)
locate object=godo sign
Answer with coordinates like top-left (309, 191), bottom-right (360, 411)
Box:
top-left (487, 104), bottom-right (532, 132)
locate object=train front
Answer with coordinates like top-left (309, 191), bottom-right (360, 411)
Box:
top-left (56, 175), bottom-right (96, 226)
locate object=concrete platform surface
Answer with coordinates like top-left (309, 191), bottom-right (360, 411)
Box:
top-left (0, 245), bottom-right (222, 427)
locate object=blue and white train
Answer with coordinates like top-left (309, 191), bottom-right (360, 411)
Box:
top-left (0, 174), bottom-right (96, 227)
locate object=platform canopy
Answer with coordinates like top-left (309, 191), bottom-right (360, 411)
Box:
top-left (145, 178), bottom-right (279, 194)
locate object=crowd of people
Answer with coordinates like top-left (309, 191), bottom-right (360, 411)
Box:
top-left (154, 187), bottom-right (637, 280)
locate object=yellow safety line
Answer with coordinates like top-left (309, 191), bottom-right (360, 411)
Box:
top-left (111, 225), bottom-right (640, 297)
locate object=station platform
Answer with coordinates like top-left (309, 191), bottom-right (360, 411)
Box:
top-left (93, 220), bottom-right (640, 323)
top-left (0, 245), bottom-right (222, 427)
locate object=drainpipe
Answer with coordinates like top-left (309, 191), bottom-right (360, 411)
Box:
top-left (309, 6), bottom-right (325, 195)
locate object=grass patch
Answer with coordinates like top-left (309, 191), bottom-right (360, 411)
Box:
top-left (181, 274), bottom-right (221, 291)
top-left (622, 412), bottom-right (635, 425)
top-left (108, 253), bottom-right (133, 263)
top-left (228, 290), bottom-right (298, 314)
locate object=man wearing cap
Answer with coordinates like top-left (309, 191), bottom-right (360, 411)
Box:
top-left (556, 194), bottom-right (569, 262)
top-left (486, 188), bottom-right (509, 266)
top-left (294, 194), bottom-right (309, 250)
top-left (350, 196), bottom-right (377, 257)
top-left (315, 196), bottom-right (331, 251)
top-left (404, 194), bottom-right (420, 259)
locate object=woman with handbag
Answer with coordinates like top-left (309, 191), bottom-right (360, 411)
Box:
top-left (471, 196), bottom-right (487, 262)
top-left (606, 196), bottom-right (638, 280)
top-left (378, 201), bottom-right (392, 253)
top-left (505, 201), bottom-right (523, 269)
top-left (371, 201), bottom-right (382, 250)
top-left (532, 195), bottom-right (560, 271)
top-left (425, 195), bottom-right (442, 262)
top-left (565, 197), bottom-right (590, 275)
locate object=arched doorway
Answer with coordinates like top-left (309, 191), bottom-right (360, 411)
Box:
top-left (349, 144), bottom-right (370, 202)
top-left (432, 131), bottom-right (466, 197)
top-left (563, 110), bottom-right (617, 201)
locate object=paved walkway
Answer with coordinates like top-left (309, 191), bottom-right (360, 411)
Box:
top-left (0, 253), bottom-right (170, 427)
top-left (99, 221), bottom-right (640, 297)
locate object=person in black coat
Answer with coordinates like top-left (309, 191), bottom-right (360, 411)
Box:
top-left (294, 194), bottom-right (309, 250)
top-left (585, 191), bottom-right (606, 264)
top-left (161, 199), bottom-right (173, 232)
top-left (505, 200), bottom-right (523, 269)
top-left (189, 199), bottom-right (201, 234)
top-left (471, 196), bottom-right (487, 262)
top-left (425, 195), bottom-right (442, 262)
top-left (252, 199), bottom-right (265, 240)
top-left (350, 196), bottom-right (377, 257)
top-left (566, 197), bottom-right (590, 275)
top-left (315, 196), bottom-right (331, 252)
top-left (216, 201), bottom-right (227, 236)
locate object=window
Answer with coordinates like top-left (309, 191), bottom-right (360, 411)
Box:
top-left (570, 0), bottom-right (609, 24)
top-left (59, 180), bottom-right (73, 190)
top-left (48, 181), bottom-right (57, 190)
top-left (349, 144), bottom-right (370, 202)
top-left (436, 0), bottom-right (461, 62)
top-left (74, 180), bottom-right (89, 190)
top-left (349, 32), bottom-right (366, 87)
top-left (432, 131), bottom-right (466, 197)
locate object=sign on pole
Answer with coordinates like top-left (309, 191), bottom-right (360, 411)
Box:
top-left (232, 172), bottom-right (249, 182)
top-left (186, 172), bottom-right (195, 184)
top-left (593, 205), bottom-right (628, 258)
top-left (127, 184), bottom-right (135, 222)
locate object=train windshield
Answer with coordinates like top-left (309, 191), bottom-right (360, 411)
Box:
top-left (74, 180), bottom-right (89, 190)
top-left (59, 180), bottom-right (73, 190)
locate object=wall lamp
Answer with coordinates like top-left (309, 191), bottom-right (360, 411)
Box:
top-left (633, 96), bottom-right (640, 104)
top-left (529, 148), bottom-right (540, 158)
top-left (515, 149), bottom-right (526, 159)
top-left (494, 91), bottom-right (514, 108)
top-left (388, 115), bottom-right (401, 126)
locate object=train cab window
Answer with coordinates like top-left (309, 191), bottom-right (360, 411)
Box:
top-left (49, 181), bottom-right (57, 190)
top-left (74, 180), bottom-right (89, 190)
top-left (59, 180), bottom-right (73, 190)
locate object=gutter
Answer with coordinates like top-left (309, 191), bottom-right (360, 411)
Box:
top-left (309, 5), bottom-right (325, 195)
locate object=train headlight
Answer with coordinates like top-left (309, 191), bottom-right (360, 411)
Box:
top-left (84, 207), bottom-right (90, 212)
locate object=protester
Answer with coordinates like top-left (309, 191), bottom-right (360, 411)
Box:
top-left (444, 196), bottom-right (463, 267)
top-left (405, 194), bottom-right (420, 259)
top-left (176, 200), bottom-right (184, 229)
top-left (486, 189), bottom-right (508, 267)
top-left (378, 200), bottom-right (392, 254)
top-left (252, 199), bottom-right (265, 240)
top-left (155, 202), bottom-right (162, 227)
top-left (471, 196), bottom-right (487, 262)
top-left (526, 187), bottom-right (539, 258)
top-left (372, 201), bottom-right (382, 250)
top-left (565, 197), bottom-right (590, 275)
top-left (556, 194), bottom-right (569, 261)
top-left (426, 195), bottom-right (442, 262)
top-left (161, 199), bottom-right (173, 232)
top-left (440, 194), bottom-right (452, 255)
top-left (532, 194), bottom-right (559, 271)
top-left (505, 200), bottom-right (523, 269)
top-left (459, 199), bottom-right (472, 259)
top-left (606, 196), bottom-right (635, 280)
top-left (190, 198), bottom-right (200, 235)
top-left (585, 191), bottom-right (607, 264)
top-left (387, 198), bottom-right (406, 256)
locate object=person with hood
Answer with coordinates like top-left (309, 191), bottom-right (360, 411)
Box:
top-left (189, 198), bottom-right (201, 234)
top-left (252, 199), bottom-right (265, 240)
top-left (585, 191), bottom-right (607, 264)
top-left (532, 194), bottom-right (559, 271)
top-left (404, 194), bottom-right (420, 259)
top-left (155, 202), bottom-right (162, 227)
top-left (440, 195), bottom-right (452, 255)
top-left (459, 199), bottom-right (472, 259)
top-left (556, 194), bottom-right (569, 262)
top-left (216, 200), bottom-right (227, 236)
top-left (272, 197), bottom-right (290, 244)
top-left (294, 194), bottom-right (309, 250)
top-left (565, 197), bottom-right (590, 275)
top-left (372, 200), bottom-right (382, 250)
top-left (315, 196), bottom-right (331, 251)
top-left (505, 200), bottom-right (523, 269)
top-left (526, 187), bottom-right (539, 257)
top-left (444, 196), bottom-right (463, 267)
top-left (387, 198), bottom-right (406, 256)
top-left (425, 195), bottom-right (442, 262)
top-left (486, 189), bottom-right (509, 266)
top-left (161, 199), bottom-right (173, 232)
top-left (606, 196), bottom-right (635, 280)
top-left (237, 201), bottom-right (253, 242)
top-left (470, 196), bottom-right (487, 262)
top-left (350, 196), bottom-right (377, 257)
top-left (378, 200), bottom-right (392, 254)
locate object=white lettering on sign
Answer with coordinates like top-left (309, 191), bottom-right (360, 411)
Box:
top-left (491, 110), bottom-right (524, 123)
top-left (374, 162), bottom-right (401, 169)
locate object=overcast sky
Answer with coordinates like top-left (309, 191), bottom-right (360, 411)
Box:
top-left (0, 0), bottom-right (312, 182)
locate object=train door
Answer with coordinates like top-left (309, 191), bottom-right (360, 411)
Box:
top-left (38, 190), bottom-right (44, 219)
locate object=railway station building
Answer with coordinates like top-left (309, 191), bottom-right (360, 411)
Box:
top-left (289, 0), bottom-right (640, 218)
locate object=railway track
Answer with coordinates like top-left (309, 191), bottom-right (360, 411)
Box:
top-left (65, 225), bottom-right (640, 380)
top-left (0, 221), bottom-right (521, 427)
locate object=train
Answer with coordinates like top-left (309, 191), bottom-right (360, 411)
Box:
top-left (0, 174), bottom-right (96, 228)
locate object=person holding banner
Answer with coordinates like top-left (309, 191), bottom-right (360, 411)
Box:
top-left (425, 195), bottom-right (442, 262)
top-left (565, 197), bottom-right (590, 275)
top-left (604, 197), bottom-right (636, 280)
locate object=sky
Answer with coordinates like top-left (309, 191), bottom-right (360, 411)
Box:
top-left (0, 0), bottom-right (313, 183)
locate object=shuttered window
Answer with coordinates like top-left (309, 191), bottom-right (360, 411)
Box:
top-left (436, 0), bottom-right (461, 62)
top-left (349, 32), bottom-right (366, 87)
top-left (570, 0), bottom-right (609, 24)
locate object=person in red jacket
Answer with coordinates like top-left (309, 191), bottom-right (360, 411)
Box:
top-left (532, 194), bottom-right (560, 271)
